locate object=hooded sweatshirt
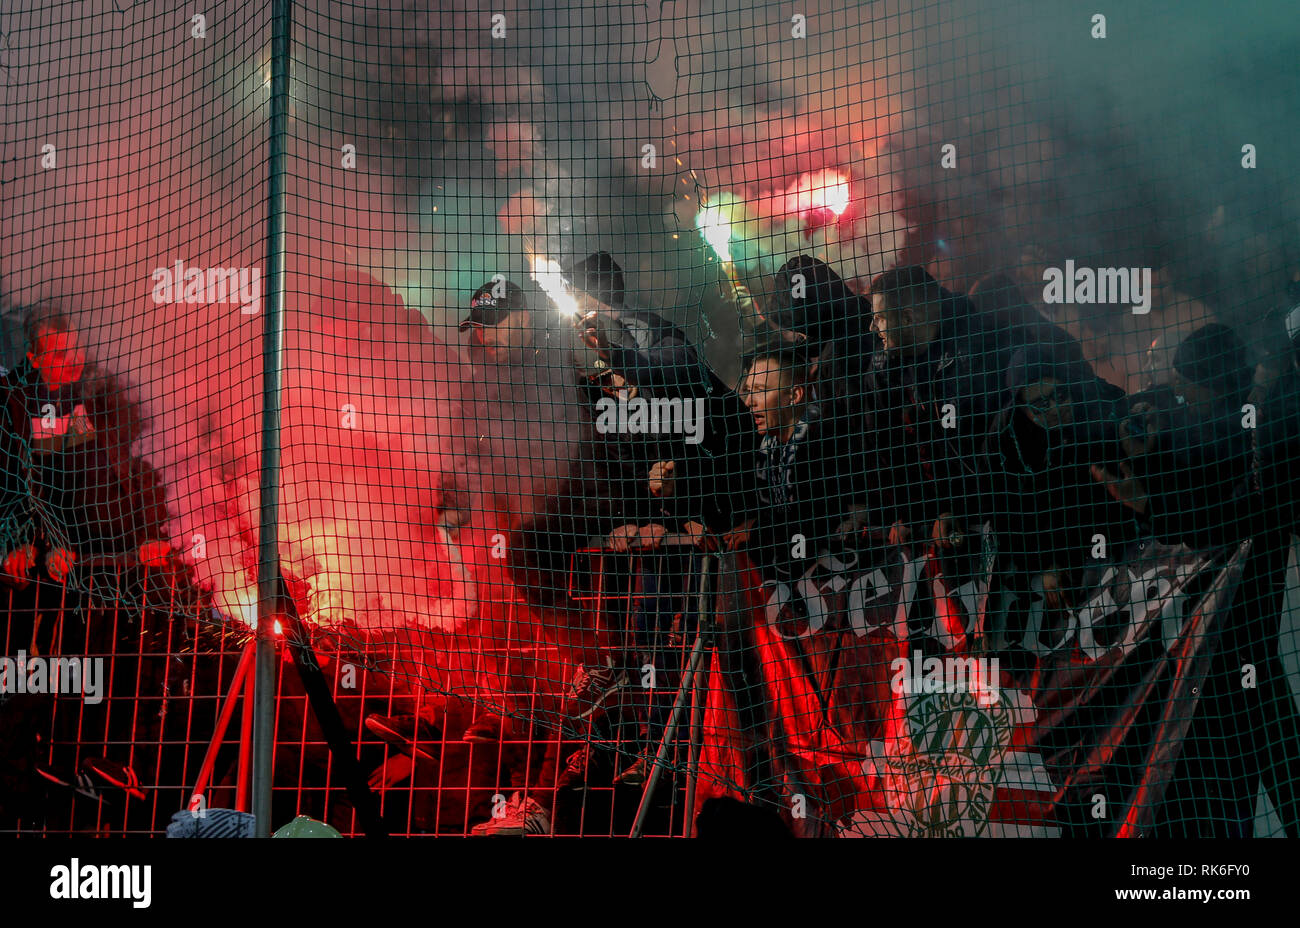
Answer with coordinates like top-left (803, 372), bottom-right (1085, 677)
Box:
top-left (984, 344), bottom-right (1135, 575)
top-left (865, 292), bottom-right (1004, 531)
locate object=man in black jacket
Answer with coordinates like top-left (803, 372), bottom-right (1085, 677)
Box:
top-left (729, 344), bottom-right (859, 581)
top-left (572, 277), bottom-right (758, 784)
top-left (864, 266), bottom-right (1003, 547)
top-left (1152, 312), bottom-right (1300, 838)
top-left (1106, 323), bottom-right (1257, 550)
top-left (1113, 318), bottom-right (1300, 837)
top-left (0, 309), bottom-right (169, 586)
top-left (983, 343), bottom-right (1137, 653)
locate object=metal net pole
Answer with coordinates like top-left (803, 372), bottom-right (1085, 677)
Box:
top-left (251, 0), bottom-right (293, 839)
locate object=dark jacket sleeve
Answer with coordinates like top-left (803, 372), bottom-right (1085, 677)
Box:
top-left (1139, 411), bottom-right (1257, 549)
top-left (745, 418), bottom-right (858, 580)
top-left (0, 377), bottom-right (37, 551)
top-left (595, 309), bottom-right (708, 398)
top-left (669, 391), bottom-right (758, 534)
top-left (928, 347), bottom-right (1001, 526)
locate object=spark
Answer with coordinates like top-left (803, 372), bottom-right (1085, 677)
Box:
top-left (529, 255), bottom-right (579, 318)
top-left (696, 204), bottom-right (733, 264)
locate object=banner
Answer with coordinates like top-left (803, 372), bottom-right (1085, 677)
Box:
top-left (692, 531), bottom-right (1250, 837)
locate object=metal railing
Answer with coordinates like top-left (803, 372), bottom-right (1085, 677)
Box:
top-left (0, 543), bottom-right (716, 837)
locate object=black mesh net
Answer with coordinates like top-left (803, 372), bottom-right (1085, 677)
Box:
top-left (1, 0), bottom-right (1299, 838)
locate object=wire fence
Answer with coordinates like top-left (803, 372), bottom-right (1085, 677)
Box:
top-left (2, 1), bottom-right (1300, 838)
top-left (0, 548), bottom-right (725, 837)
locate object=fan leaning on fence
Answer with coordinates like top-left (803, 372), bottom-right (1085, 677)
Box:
top-left (0, 307), bottom-right (171, 590)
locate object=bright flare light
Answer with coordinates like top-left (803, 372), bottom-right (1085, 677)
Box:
top-left (696, 205), bottom-right (734, 264)
top-left (529, 255), bottom-right (580, 317)
top-left (789, 169), bottom-right (851, 219)
top-left (819, 174), bottom-right (851, 217)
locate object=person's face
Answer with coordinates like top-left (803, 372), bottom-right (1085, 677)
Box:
top-left (871, 293), bottom-right (931, 355)
top-left (28, 329), bottom-right (86, 389)
top-left (740, 358), bottom-right (804, 439)
top-left (1021, 378), bottom-right (1072, 431)
top-left (469, 310), bottom-right (533, 361)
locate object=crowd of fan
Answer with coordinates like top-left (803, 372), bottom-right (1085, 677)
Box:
top-left (423, 251), bottom-right (1300, 835)
top-left (4, 254), bottom-right (1300, 836)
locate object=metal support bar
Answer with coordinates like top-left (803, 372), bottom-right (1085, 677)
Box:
top-left (630, 552), bottom-right (716, 838)
top-left (251, 0), bottom-right (293, 838)
top-left (188, 639), bottom-right (255, 813)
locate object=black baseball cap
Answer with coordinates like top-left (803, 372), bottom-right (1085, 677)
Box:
top-left (460, 279), bottom-right (528, 330)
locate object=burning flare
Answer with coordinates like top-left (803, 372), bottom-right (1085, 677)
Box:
top-left (529, 255), bottom-right (579, 317)
top-left (696, 204), bottom-right (734, 264)
top-left (789, 168), bottom-right (851, 219)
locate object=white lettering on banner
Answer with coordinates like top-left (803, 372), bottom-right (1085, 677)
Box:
top-left (929, 573), bottom-right (986, 650)
top-left (746, 538), bottom-right (1231, 838)
top-left (1019, 572), bottom-right (1079, 657)
top-left (1074, 559), bottom-right (1202, 661)
top-left (762, 552), bottom-right (922, 641)
top-left (846, 567), bottom-right (892, 637)
top-left (759, 537), bottom-right (1206, 667)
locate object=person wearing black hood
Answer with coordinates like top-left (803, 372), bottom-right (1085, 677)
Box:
top-left (1141, 317), bottom-right (1300, 837)
top-left (567, 252), bottom-right (759, 784)
top-left (1098, 322), bottom-right (1257, 549)
top-left (984, 343), bottom-right (1137, 647)
top-left (566, 250), bottom-right (625, 311)
top-left (968, 272), bottom-right (1087, 366)
top-left (569, 252), bottom-right (758, 536)
top-left (864, 265), bottom-right (1004, 546)
top-left (769, 256), bottom-right (877, 415)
